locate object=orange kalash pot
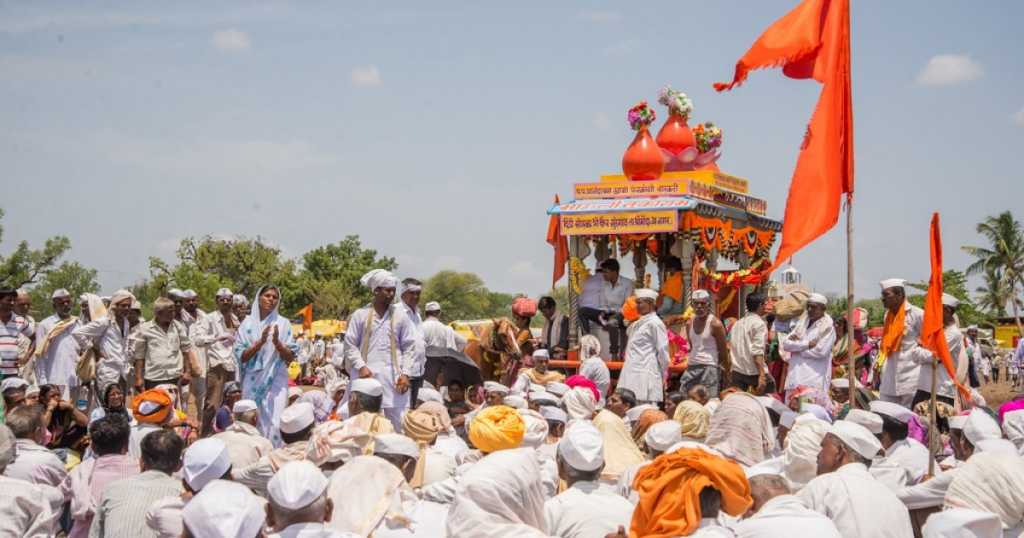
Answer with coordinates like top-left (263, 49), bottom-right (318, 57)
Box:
top-left (622, 127), bottom-right (665, 181)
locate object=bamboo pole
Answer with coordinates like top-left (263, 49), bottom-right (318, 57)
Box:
top-left (928, 358), bottom-right (939, 477)
top-left (847, 196), bottom-right (857, 407)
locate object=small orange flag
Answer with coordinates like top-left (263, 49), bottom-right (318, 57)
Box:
top-left (715, 0), bottom-right (853, 272)
top-left (919, 213), bottom-right (971, 402)
top-left (546, 194), bottom-right (569, 286)
top-left (295, 304), bottom-right (313, 331)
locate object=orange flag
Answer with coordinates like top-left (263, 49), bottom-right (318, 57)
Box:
top-left (715, 0), bottom-right (853, 272)
top-left (295, 303), bottom-right (313, 331)
top-left (919, 213), bottom-right (971, 402)
top-left (546, 194), bottom-right (569, 286)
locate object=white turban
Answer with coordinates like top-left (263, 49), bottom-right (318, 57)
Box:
top-left (1001, 409), bottom-right (1024, 450)
top-left (361, 269), bottom-right (398, 291)
top-left (518, 409), bottom-right (549, 448)
top-left (232, 294), bottom-right (248, 307)
top-left (447, 448), bottom-right (550, 538)
top-left (830, 420), bottom-right (882, 460)
top-left (182, 289), bottom-right (198, 299)
top-left (51, 288), bottom-right (70, 299)
top-left (945, 452), bottom-right (1024, 530)
top-left (962, 408), bottom-right (1002, 446)
top-left (215, 287), bottom-right (234, 298)
top-left (182, 480), bottom-right (265, 538)
top-left (691, 289), bottom-right (711, 301)
top-left (634, 289), bottom-right (658, 301)
top-left (807, 293), bottom-right (827, 305)
top-left (782, 417), bottom-right (830, 491)
top-left (562, 387), bottom-right (597, 421)
top-left (483, 381), bottom-right (510, 395)
top-left (327, 455), bottom-right (417, 536)
top-left (182, 438), bottom-right (231, 492)
top-left (424, 301), bottom-right (442, 312)
top-left (941, 293), bottom-right (960, 308)
top-left (109, 288), bottom-right (135, 308)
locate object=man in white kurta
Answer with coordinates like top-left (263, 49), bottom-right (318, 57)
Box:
top-left (878, 279), bottom-right (930, 408)
top-left (73, 290), bottom-right (136, 393)
top-left (870, 400), bottom-right (933, 484)
top-left (34, 289), bottom-right (81, 400)
top-left (617, 289), bottom-right (669, 404)
top-left (343, 270), bottom-right (417, 431)
top-left (735, 474), bottom-right (841, 538)
top-left (781, 293), bottom-right (836, 407)
top-left (398, 278), bottom-right (428, 407)
top-left (545, 421), bottom-right (635, 538)
top-left (798, 421), bottom-right (913, 538)
top-left (910, 293), bottom-right (967, 407)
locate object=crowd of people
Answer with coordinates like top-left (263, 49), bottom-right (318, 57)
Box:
top-left (2, 266), bottom-right (1024, 537)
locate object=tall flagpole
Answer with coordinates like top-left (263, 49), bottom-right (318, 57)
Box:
top-left (847, 195), bottom-right (856, 407)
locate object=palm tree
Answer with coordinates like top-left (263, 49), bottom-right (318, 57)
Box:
top-left (963, 211), bottom-right (1024, 333)
top-left (975, 265), bottom-right (1010, 318)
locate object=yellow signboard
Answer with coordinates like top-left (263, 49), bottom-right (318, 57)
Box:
top-left (597, 170), bottom-right (749, 194)
top-left (995, 324), bottom-right (1021, 349)
top-left (575, 176), bottom-right (766, 216)
top-left (560, 210), bottom-right (678, 236)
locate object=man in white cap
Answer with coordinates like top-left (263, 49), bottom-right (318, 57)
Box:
top-left (681, 289), bottom-right (730, 396)
top-left (232, 294), bottom-right (249, 323)
top-left (213, 399), bottom-right (274, 469)
top-left (895, 408), bottom-right (1002, 510)
top-left (235, 401), bottom-right (317, 496)
top-left (373, 433), bottom-right (420, 483)
top-left (782, 293), bottom-right (836, 407)
top-left (798, 420), bottom-right (913, 537)
top-left (735, 474), bottom-right (842, 537)
top-left (511, 348), bottom-right (565, 394)
top-left (545, 421), bottom-right (634, 538)
top-left (131, 297), bottom-right (198, 393)
top-left (870, 400), bottom-right (933, 484)
top-left (192, 287), bottom-right (240, 435)
top-left (344, 377), bottom-right (395, 441)
top-left (182, 480), bottom-right (266, 538)
top-left (0, 423), bottom-right (61, 537)
top-left (618, 289), bottom-right (670, 404)
top-left (177, 289), bottom-right (205, 331)
top-left (33, 288), bottom-right (82, 401)
top-left (398, 277), bottom-right (428, 407)
top-left (922, 508), bottom-right (1002, 538)
top-left (729, 293), bottom-right (770, 394)
top-left (910, 293), bottom-right (968, 408)
top-left (420, 301), bottom-right (469, 390)
top-left (878, 278), bottom-right (930, 408)
top-left (74, 289), bottom-right (137, 394)
top-left (343, 269), bottom-right (418, 431)
top-left (266, 460), bottom-right (349, 537)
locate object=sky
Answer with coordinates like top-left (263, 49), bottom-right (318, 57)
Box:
top-left (2, 1), bottom-right (1022, 302)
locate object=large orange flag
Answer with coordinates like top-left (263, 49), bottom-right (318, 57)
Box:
top-left (919, 213), bottom-right (971, 402)
top-left (295, 304), bottom-right (313, 331)
top-left (715, 0), bottom-right (853, 271)
top-left (546, 194), bottom-right (569, 286)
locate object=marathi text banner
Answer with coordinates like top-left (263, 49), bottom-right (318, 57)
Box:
top-left (560, 210), bottom-right (678, 236)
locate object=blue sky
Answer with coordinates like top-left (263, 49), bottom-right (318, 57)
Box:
top-left (2, 1), bottom-right (1022, 302)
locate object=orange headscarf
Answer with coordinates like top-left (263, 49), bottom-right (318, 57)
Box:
top-left (632, 409), bottom-right (669, 447)
top-left (659, 272), bottom-right (684, 304)
top-left (630, 448), bottom-right (752, 538)
top-left (132, 389), bottom-right (173, 425)
top-left (469, 405), bottom-right (525, 454)
top-left (881, 303), bottom-right (906, 357)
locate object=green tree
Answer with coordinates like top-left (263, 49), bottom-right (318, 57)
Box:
top-left (827, 296), bottom-right (886, 327)
top-left (421, 271), bottom-right (514, 321)
top-left (0, 209), bottom-right (73, 289)
top-left (27, 262), bottom-right (100, 319)
top-left (907, 269), bottom-right (989, 328)
top-left (298, 236), bottom-right (397, 319)
top-left (975, 265), bottom-right (1016, 319)
top-left (962, 211), bottom-right (1024, 333)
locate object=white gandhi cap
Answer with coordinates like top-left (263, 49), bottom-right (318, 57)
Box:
top-left (182, 480), bottom-right (266, 538)
top-left (557, 420), bottom-right (604, 472)
top-left (829, 420), bottom-right (883, 459)
top-left (279, 402), bottom-right (315, 434)
top-left (644, 420), bottom-right (683, 452)
top-left (349, 377), bottom-right (384, 397)
top-left (267, 460), bottom-right (328, 510)
top-left (373, 433), bottom-right (420, 460)
top-left (182, 438), bottom-right (232, 491)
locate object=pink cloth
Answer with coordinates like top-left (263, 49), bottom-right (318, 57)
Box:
top-left (512, 297), bottom-right (538, 318)
top-left (565, 375), bottom-right (600, 403)
top-left (907, 414), bottom-right (928, 446)
top-left (61, 453), bottom-right (140, 538)
top-left (998, 399), bottom-right (1024, 423)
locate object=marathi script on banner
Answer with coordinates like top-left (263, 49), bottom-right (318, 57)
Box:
top-left (560, 210), bottom-right (678, 236)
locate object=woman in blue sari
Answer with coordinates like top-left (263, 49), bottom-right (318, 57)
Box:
top-left (234, 285), bottom-right (297, 446)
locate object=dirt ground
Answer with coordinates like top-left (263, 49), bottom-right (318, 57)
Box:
top-left (979, 378), bottom-right (1021, 410)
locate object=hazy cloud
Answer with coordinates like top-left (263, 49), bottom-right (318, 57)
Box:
top-left (350, 65), bottom-right (382, 87)
top-left (1013, 107), bottom-right (1024, 127)
top-left (916, 54), bottom-right (983, 86)
top-left (212, 29), bottom-right (251, 53)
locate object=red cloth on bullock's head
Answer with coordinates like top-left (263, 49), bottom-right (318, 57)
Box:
top-left (512, 297), bottom-right (538, 318)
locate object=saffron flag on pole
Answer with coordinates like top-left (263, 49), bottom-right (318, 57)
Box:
top-left (546, 194), bottom-right (569, 286)
top-left (295, 304), bottom-right (313, 331)
top-left (919, 213), bottom-right (971, 402)
top-left (714, 0), bottom-right (854, 272)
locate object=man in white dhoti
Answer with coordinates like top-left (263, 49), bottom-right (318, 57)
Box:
top-left (798, 420), bottom-right (914, 538)
top-left (735, 473), bottom-right (842, 537)
top-left (343, 269), bottom-right (417, 431)
top-left (681, 289), bottom-right (730, 396)
top-left (878, 278), bottom-right (930, 408)
top-left (34, 288), bottom-right (82, 400)
top-left (782, 293), bottom-right (836, 407)
top-left (398, 278), bottom-right (428, 407)
top-left (545, 421), bottom-right (634, 538)
top-left (870, 400), bottom-right (933, 484)
top-left (617, 289), bottom-right (669, 404)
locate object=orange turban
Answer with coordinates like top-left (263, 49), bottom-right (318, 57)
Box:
top-left (133, 388), bottom-right (173, 425)
top-left (469, 405), bottom-right (525, 454)
top-left (632, 409), bottom-right (669, 447)
top-left (630, 448), bottom-right (752, 538)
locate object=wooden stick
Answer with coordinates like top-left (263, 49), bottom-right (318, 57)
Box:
top-left (847, 196), bottom-right (857, 408)
top-left (928, 358), bottom-right (939, 477)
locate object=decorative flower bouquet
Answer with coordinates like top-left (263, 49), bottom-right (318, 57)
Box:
top-left (627, 101), bottom-right (657, 131)
top-left (693, 122), bottom-right (723, 153)
top-left (657, 86), bottom-right (694, 119)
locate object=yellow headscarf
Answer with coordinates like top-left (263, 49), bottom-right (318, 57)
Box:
top-left (403, 410), bottom-right (445, 487)
top-left (469, 405), bottom-right (525, 454)
top-left (673, 401), bottom-right (711, 441)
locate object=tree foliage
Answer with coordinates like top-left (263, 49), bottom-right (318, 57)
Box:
top-left (0, 209), bottom-right (74, 289)
top-left (962, 211), bottom-right (1024, 331)
top-left (299, 236), bottom-right (397, 318)
top-left (907, 269), bottom-right (989, 328)
top-left (421, 271), bottom-right (514, 322)
top-left (27, 261), bottom-right (101, 319)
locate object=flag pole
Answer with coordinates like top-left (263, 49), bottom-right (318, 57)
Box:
top-left (929, 359), bottom-right (938, 477)
top-left (847, 195), bottom-right (857, 407)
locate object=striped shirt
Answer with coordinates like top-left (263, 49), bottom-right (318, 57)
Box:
top-left (0, 313), bottom-right (33, 377)
top-left (89, 470), bottom-right (182, 538)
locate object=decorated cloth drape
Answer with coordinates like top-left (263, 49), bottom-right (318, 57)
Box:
top-left (715, 0), bottom-right (853, 274)
top-left (919, 213), bottom-right (971, 402)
